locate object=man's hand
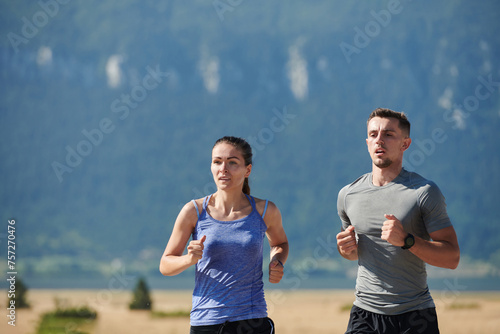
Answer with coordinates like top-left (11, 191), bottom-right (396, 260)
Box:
top-left (269, 259), bottom-right (284, 283)
top-left (381, 214), bottom-right (406, 247)
top-left (186, 235), bottom-right (206, 265)
top-left (336, 225), bottom-right (358, 258)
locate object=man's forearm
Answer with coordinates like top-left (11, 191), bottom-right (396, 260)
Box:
top-left (409, 236), bottom-right (460, 269)
top-left (338, 245), bottom-right (358, 261)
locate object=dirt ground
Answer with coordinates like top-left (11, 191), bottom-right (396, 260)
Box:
top-left (2, 289), bottom-right (500, 334)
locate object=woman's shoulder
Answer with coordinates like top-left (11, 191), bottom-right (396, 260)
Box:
top-left (252, 196), bottom-right (268, 206)
top-left (253, 196), bottom-right (279, 217)
top-left (189, 196), bottom-right (208, 215)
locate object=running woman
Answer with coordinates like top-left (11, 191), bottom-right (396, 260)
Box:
top-left (160, 136), bottom-right (288, 334)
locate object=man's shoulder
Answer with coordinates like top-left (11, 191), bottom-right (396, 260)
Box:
top-left (399, 170), bottom-right (448, 207)
top-left (338, 173), bottom-right (371, 197)
top-left (401, 169), bottom-right (439, 191)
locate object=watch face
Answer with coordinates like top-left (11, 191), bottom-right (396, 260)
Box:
top-left (404, 234), bottom-right (415, 249)
top-left (406, 237), bottom-right (414, 247)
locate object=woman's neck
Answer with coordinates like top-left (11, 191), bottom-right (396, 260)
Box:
top-left (212, 190), bottom-right (249, 215)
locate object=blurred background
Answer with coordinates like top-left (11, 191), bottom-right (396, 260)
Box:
top-left (1, 0), bottom-right (499, 292)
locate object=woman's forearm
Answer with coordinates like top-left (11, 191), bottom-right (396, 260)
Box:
top-left (270, 241), bottom-right (289, 264)
top-left (159, 255), bottom-right (193, 276)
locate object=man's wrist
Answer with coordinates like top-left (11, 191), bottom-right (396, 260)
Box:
top-left (401, 233), bottom-right (415, 250)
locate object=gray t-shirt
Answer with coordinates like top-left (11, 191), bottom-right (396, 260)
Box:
top-left (337, 168), bottom-right (452, 315)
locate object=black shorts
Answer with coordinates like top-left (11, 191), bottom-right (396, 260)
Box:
top-left (190, 317), bottom-right (275, 334)
top-left (346, 305), bottom-right (439, 334)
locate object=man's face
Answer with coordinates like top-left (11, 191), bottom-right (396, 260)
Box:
top-left (366, 117), bottom-right (410, 169)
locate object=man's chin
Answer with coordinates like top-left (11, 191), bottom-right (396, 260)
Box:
top-left (374, 159), bottom-right (393, 169)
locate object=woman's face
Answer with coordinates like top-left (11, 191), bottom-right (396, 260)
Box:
top-left (211, 143), bottom-right (251, 192)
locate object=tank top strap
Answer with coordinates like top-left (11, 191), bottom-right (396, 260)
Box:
top-left (244, 194), bottom-right (256, 209)
top-left (262, 200), bottom-right (269, 219)
top-left (202, 194), bottom-right (212, 211)
top-left (191, 200), bottom-right (200, 219)
top-left (245, 194), bottom-right (269, 218)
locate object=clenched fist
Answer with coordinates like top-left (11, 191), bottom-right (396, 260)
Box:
top-left (336, 225), bottom-right (358, 258)
top-left (269, 259), bottom-right (284, 283)
top-left (187, 235), bottom-right (206, 265)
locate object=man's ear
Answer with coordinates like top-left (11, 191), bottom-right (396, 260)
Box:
top-left (402, 137), bottom-right (411, 151)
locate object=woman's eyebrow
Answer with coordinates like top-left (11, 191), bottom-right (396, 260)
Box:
top-left (212, 156), bottom-right (241, 160)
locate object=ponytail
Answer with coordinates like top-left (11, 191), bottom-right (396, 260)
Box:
top-left (243, 177), bottom-right (250, 195)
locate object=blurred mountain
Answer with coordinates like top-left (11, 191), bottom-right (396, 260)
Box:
top-left (1, 1), bottom-right (499, 285)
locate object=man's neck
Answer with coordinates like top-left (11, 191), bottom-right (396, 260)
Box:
top-left (372, 164), bottom-right (403, 186)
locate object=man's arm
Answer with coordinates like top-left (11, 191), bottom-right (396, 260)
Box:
top-left (337, 226), bottom-right (358, 261)
top-left (409, 226), bottom-right (460, 269)
top-left (382, 215), bottom-right (460, 269)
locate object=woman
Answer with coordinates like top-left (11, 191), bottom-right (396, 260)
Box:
top-left (160, 136), bottom-right (289, 334)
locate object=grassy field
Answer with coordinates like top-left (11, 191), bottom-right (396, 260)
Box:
top-left (2, 289), bottom-right (500, 333)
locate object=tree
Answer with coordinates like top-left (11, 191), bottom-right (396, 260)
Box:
top-left (129, 277), bottom-right (153, 310)
top-left (8, 277), bottom-right (30, 308)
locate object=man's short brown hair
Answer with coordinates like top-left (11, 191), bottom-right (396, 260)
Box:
top-left (367, 108), bottom-right (411, 136)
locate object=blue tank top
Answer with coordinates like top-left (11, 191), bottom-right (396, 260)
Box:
top-left (190, 194), bottom-right (269, 326)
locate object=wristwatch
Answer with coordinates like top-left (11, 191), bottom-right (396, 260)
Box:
top-left (401, 233), bottom-right (415, 250)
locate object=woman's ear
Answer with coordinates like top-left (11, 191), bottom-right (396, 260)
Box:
top-left (245, 164), bottom-right (252, 178)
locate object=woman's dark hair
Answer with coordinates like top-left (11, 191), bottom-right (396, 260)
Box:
top-left (213, 136), bottom-right (253, 195)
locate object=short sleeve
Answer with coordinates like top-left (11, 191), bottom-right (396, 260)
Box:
top-left (337, 185), bottom-right (351, 230)
top-left (418, 182), bottom-right (452, 234)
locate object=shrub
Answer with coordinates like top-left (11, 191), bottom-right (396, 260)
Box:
top-left (129, 277), bottom-right (153, 310)
top-left (7, 277), bottom-right (30, 308)
top-left (37, 305), bottom-right (97, 334)
top-left (152, 310), bottom-right (190, 318)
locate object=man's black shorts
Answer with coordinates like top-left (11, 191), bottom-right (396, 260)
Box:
top-left (346, 305), bottom-right (439, 334)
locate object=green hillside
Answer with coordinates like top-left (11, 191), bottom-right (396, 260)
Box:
top-left (1, 1), bottom-right (499, 287)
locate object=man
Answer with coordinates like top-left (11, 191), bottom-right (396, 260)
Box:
top-left (336, 108), bottom-right (460, 334)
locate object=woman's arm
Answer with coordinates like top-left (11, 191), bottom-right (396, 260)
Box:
top-left (262, 201), bottom-right (289, 283)
top-left (159, 201), bottom-right (204, 276)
